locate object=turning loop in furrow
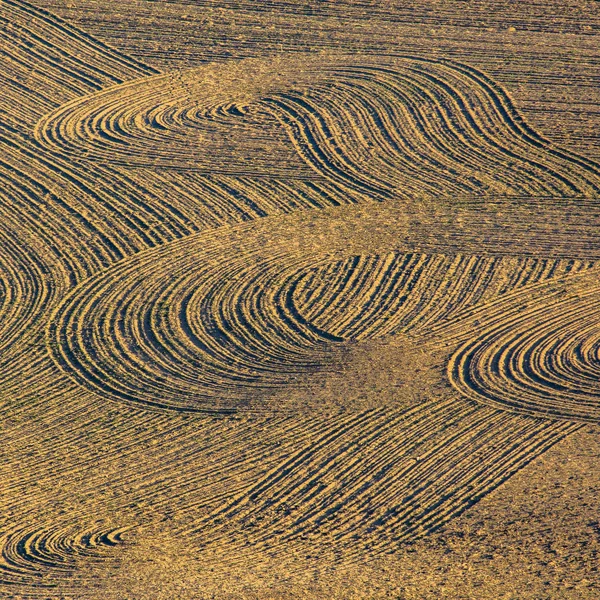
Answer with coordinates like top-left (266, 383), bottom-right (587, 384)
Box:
top-left (0, 522), bottom-right (129, 586)
top-left (445, 266), bottom-right (600, 422)
top-left (3, 2), bottom-right (600, 585)
top-left (35, 56), bottom-right (600, 199)
top-left (48, 197), bottom-right (600, 414)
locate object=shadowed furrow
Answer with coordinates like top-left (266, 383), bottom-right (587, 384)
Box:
top-left (3, 2), bottom-right (600, 593)
top-left (35, 56), bottom-right (600, 198)
top-left (184, 400), bottom-right (577, 565)
top-left (0, 0), bottom-right (156, 130)
top-left (0, 522), bottom-right (129, 586)
top-left (48, 197), bottom-right (600, 414)
top-left (444, 267), bottom-right (600, 421)
top-left (293, 252), bottom-right (594, 341)
top-left (0, 0), bottom-right (168, 410)
top-left (0, 2), bottom-right (361, 413)
top-left (0, 398), bottom-right (327, 588)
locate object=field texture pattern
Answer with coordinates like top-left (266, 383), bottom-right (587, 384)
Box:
top-left (1, 1), bottom-right (599, 598)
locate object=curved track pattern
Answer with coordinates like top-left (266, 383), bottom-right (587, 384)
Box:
top-left (185, 402), bottom-right (576, 564)
top-left (47, 198), bottom-right (600, 413)
top-left (444, 268), bottom-right (600, 421)
top-left (36, 56), bottom-right (600, 197)
top-left (0, 523), bottom-right (129, 586)
top-left (293, 252), bottom-right (595, 341)
top-left (2, 0), bottom-right (600, 593)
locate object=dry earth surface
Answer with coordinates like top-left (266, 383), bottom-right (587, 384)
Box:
top-left (1, 0), bottom-right (599, 598)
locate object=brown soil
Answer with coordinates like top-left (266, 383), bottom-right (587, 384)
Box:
top-left (1, 1), bottom-right (599, 598)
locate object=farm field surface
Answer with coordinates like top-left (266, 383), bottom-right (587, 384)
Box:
top-left (1, 1), bottom-right (600, 598)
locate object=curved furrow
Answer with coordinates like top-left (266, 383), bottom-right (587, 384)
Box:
top-left (0, 4), bottom-right (357, 416)
top-left (1, 389), bottom-right (341, 589)
top-left (34, 61), bottom-right (313, 178)
top-left (11, 47), bottom-right (599, 418)
top-left (35, 55), bottom-right (600, 199)
top-left (3, 4), bottom-right (600, 590)
top-left (444, 266), bottom-right (600, 421)
top-left (0, 0), bottom-right (156, 132)
top-left (0, 522), bottom-right (130, 585)
top-left (0, 390), bottom-right (315, 524)
top-left (0, 2), bottom-right (167, 416)
top-left (0, 191), bottom-right (74, 398)
top-left (0, 234), bottom-right (51, 353)
top-left (47, 196), bottom-right (600, 414)
top-left (48, 239), bottom-right (336, 413)
top-left (39, 190), bottom-right (600, 568)
top-left (182, 400), bottom-right (576, 567)
top-left (3, 0), bottom-right (156, 80)
top-left (292, 252), bottom-right (595, 341)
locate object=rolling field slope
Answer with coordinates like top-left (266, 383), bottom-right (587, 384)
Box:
top-left (1, 1), bottom-right (599, 598)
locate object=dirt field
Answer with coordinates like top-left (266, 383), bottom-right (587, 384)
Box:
top-left (1, 1), bottom-right (599, 598)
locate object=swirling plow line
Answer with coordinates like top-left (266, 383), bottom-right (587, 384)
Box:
top-left (1, 0), bottom-right (600, 590)
top-left (438, 267), bottom-right (600, 422)
top-left (0, 523), bottom-right (129, 586)
top-left (182, 401), bottom-right (576, 570)
top-left (35, 56), bottom-right (600, 198)
top-left (45, 197), bottom-right (600, 413)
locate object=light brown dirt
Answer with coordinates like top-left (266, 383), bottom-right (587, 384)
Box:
top-left (1, 1), bottom-right (599, 598)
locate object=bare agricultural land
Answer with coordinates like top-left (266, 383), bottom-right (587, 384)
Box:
top-left (1, 1), bottom-right (600, 598)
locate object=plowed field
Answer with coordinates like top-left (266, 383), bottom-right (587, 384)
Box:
top-left (1, 1), bottom-right (599, 598)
